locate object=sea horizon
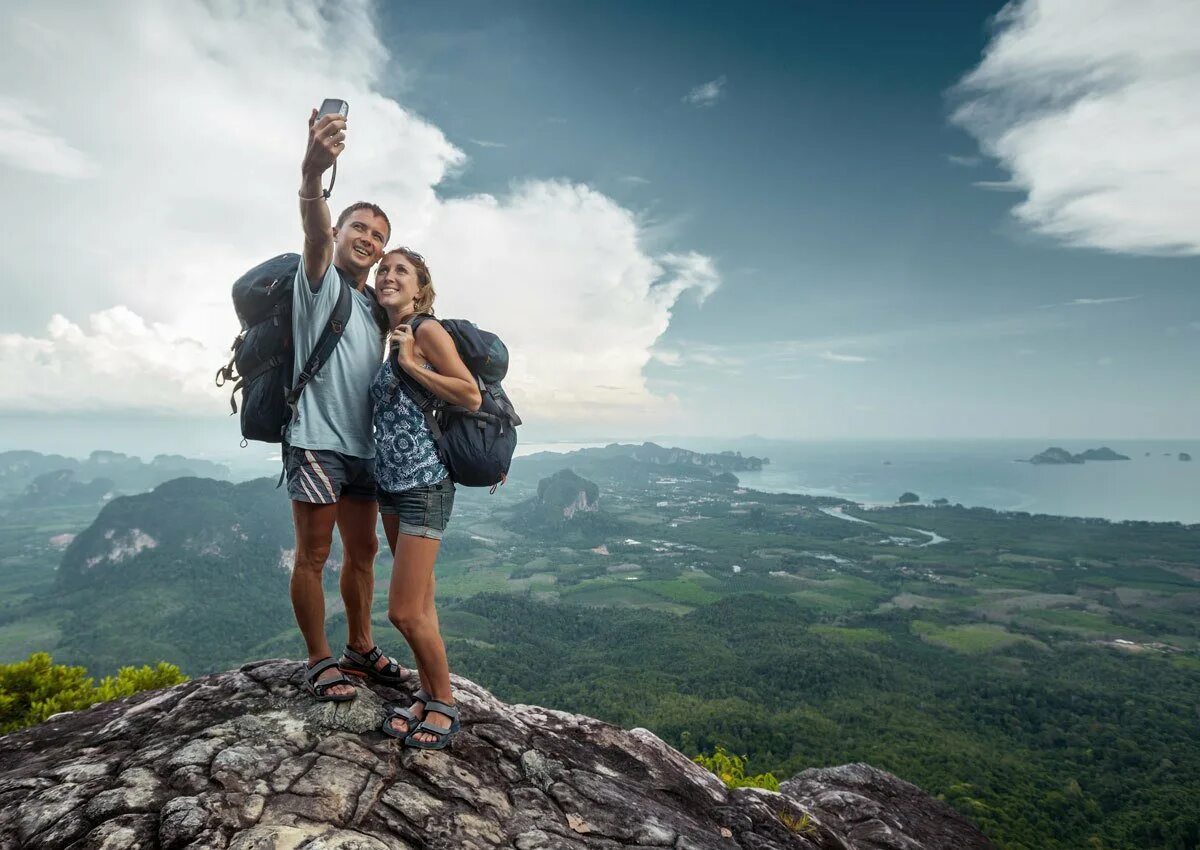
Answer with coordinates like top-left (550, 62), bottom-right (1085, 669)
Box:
top-left (2, 424), bottom-right (1196, 524)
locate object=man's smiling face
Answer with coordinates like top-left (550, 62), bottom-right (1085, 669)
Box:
top-left (332, 210), bottom-right (389, 274)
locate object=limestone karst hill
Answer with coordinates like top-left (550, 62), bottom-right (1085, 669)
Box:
top-left (0, 659), bottom-right (994, 850)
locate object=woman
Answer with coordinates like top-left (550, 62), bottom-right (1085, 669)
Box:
top-left (371, 247), bottom-right (481, 749)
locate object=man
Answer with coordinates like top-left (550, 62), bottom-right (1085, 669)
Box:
top-left (290, 108), bottom-right (405, 701)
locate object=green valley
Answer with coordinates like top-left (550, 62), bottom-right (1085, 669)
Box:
top-left (0, 443), bottom-right (1197, 850)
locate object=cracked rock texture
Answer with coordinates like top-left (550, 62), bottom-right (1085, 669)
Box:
top-left (0, 659), bottom-right (993, 850)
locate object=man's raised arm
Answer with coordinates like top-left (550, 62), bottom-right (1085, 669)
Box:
top-left (298, 109), bottom-right (347, 290)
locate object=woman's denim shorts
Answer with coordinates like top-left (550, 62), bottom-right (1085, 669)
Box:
top-left (377, 477), bottom-right (455, 540)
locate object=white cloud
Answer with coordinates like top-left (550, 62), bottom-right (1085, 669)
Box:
top-left (819, 351), bottom-right (872, 363)
top-left (0, 308), bottom-right (215, 413)
top-left (683, 76), bottom-right (727, 108)
top-left (650, 344), bottom-right (728, 369)
top-left (0, 1), bottom-right (718, 429)
top-left (468, 138), bottom-right (506, 148)
top-left (418, 185), bottom-right (718, 421)
top-left (952, 0), bottom-right (1200, 254)
top-left (0, 98), bottom-right (95, 178)
top-left (619, 175), bottom-right (650, 185)
top-left (1037, 295), bottom-right (1141, 308)
top-left (1066, 295), bottom-right (1140, 306)
top-left (972, 180), bottom-right (1022, 192)
top-left (946, 154), bottom-right (981, 167)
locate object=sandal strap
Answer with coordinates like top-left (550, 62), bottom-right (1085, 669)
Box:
top-left (314, 674), bottom-right (354, 696)
top-left (410, 718), bottom-right (452, 737)
top-left (384, 690), bottom-right (431, 721)
top-left (423, 699), bottom-right (458, 719)
top-left (387, 704), bottom-right (421, 722)
top-left (343, 645), bottom-right (402, 674)
top-left (341, 645), bottom-right (377, 666)
top-left (305, 657), bottom-right (340, 681)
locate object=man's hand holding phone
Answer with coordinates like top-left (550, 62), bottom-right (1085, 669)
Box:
top-left (303, 110), bottom-right (347, 178)
top-left (299, 99), bottom-right (349, 278)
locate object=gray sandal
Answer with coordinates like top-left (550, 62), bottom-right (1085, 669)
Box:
top-left (339, 644), bottom-right (408, 686)
top-left (404, 699), bottom-right (460, 750)
top-left (381, 688), bottom-right (431, 739)
top-left (303, 657), bottom-right (357, 703)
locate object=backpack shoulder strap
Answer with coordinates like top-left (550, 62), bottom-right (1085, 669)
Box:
top-left (408, 313), bottom-right (437, 337)
top-left (386, 344), bottom-right (443, 439)
top-left (283, 276), bottom-right (354, 432)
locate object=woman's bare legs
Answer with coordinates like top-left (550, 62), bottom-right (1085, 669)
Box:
top-left (382, 515), bottom-right (453, 741)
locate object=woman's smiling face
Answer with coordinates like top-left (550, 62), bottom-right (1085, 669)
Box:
top-left (375, 251), bottom-right (420, 311)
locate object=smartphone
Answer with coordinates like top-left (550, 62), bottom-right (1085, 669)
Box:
top-left (317, 98), bottom-right (349, 119)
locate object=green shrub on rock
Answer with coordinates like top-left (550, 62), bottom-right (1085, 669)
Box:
top-left (0, 652), bottom-right (185, 733)
top-left (694, 745), bottom-right (780, 791)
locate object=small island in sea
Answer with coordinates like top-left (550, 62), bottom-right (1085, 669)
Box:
top-left (1026, 446), bottom-right (1131, 465)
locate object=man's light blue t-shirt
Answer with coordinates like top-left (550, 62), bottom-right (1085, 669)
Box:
top-left (286, 262), bottom-right (383, 459)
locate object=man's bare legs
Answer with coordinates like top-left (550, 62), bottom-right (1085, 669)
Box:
top-left (337, 496), bottom-right (381, 659)
top-left (382, 516), bottom-right (453, 741)
top-left (290, 500), bottom-right (354, 698)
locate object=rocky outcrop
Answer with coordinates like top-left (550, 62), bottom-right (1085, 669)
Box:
top-left (0, 660), bottom-right (994, 850)
top-left (1072, 447), bottom-right (1129, 462)
top-left (1028, 447), bottom-right (1083, 465)
top-left (537, 470), bottom-right (600, 520)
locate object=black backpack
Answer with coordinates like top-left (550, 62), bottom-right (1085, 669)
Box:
top-left (390, 315), bottom-right (522, 488)
top-left (215, 253), bottom-right (383, 444)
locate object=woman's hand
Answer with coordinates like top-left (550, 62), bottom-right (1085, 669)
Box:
top-left (390, 325), bottom-right (416, 367)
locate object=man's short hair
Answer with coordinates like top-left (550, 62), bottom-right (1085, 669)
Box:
top-left (336, 202), bottom-right (391, 241)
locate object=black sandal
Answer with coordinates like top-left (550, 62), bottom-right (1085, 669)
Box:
top-left (380, 688), bottom-right (431, 739)
top-left (339, 645), bottom-right (408, 686)
top-left (303, 657), bottom-right (358, 703)
top-left (404, 699), bottom-right (461, 750)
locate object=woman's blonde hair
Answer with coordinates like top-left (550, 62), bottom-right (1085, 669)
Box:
top-left (384, 247), bottom-right (436, 315)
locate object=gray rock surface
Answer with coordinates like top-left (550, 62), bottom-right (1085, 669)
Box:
top-left (0, 660), bottom-right (993, 850)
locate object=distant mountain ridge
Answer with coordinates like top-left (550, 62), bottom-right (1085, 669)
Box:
top-left (624, 442), bottom-right (768, 471)
top-left (21, 469), bottom-right (116, 507)
top-left (0, 449), bottom-right (229, 502)
top-left (518, 441), bottom-right (763, 482)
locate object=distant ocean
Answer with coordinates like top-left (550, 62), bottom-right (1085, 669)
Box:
top-left (667, 439), bottom-right (1200, 524)
top-left (512, 438), bottom-right (1200, 523)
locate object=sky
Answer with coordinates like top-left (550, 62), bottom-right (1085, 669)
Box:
top-left (0, 0), bottom-right (1197, 453)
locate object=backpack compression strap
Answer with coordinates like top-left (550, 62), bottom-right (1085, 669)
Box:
top-left (283, 276), bottom-right (354, 436)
